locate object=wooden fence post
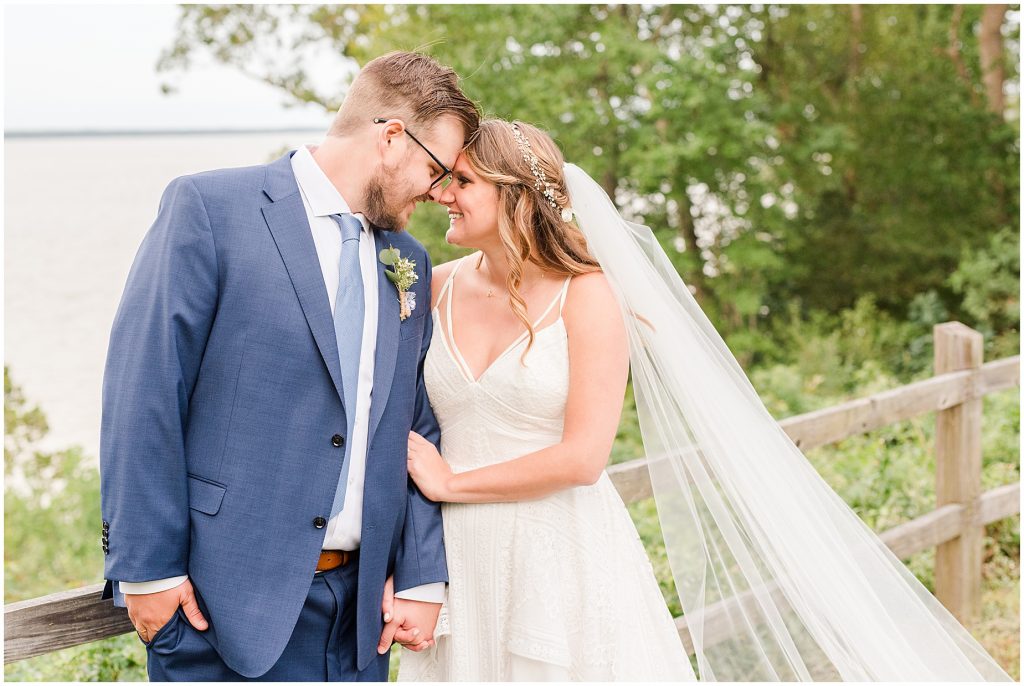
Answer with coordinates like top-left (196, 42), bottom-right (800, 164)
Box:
top-left (933, 322), bottom-right (984, 624)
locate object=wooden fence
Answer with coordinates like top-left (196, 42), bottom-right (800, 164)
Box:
top-left (5, 322), bottom-right (1019, 663)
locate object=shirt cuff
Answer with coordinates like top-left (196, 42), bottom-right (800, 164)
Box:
top-left (118, 575), bottom-right (188, 595)
top-left (394, 582), bottom-right (446, 604)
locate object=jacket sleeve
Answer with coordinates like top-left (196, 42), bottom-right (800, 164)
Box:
top-left (100, 175), bottom-right (219, 589)
top-left (393, 248), bottom-right (448, 593)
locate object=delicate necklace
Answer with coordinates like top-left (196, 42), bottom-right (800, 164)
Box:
top-left (475, 254), bottom-right (545, 300)
top-left (476, 253), bottom-right (502, 298)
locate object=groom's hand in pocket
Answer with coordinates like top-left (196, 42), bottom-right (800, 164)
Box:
top-left (125, 578), bottom-right (208, 643)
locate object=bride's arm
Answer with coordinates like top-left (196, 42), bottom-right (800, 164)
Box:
top-left (406, 271), bottom-right (629, 503)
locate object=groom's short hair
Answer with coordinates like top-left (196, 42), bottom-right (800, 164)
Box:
top-left (328, 51), bottom-right (479, 143)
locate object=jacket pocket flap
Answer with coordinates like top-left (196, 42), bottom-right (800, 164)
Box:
top-left (187, 475), bottom-right (226, 515)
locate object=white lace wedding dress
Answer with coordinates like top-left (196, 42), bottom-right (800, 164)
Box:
top-left (398, 258), bottom-right (696, 681)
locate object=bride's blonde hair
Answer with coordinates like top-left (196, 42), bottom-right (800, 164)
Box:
top-left (464, 119), bottom-right (600, 354)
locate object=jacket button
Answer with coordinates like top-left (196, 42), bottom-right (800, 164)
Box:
top-left (331, 434), bottom-right (344, 448)
top-left (313, 516), bottom-right (327, 529)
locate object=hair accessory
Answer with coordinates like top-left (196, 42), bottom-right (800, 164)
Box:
top-left (511, 122), bottom-right (574, 221)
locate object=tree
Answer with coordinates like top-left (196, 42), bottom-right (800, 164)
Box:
top-left (157, 4), bottom-right (1020, 342)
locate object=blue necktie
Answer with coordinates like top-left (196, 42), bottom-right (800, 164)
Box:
top-left (329, 213), bottom-right (365, 518)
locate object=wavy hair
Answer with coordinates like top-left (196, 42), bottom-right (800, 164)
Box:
top-left (463, 119), bottom-right (601, 355)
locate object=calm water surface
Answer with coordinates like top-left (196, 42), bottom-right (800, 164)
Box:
top-left (5, 131), bottom-right (321, 459)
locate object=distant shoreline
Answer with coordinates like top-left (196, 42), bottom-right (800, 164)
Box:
top-left (5, 127), bottom-right (325, 139)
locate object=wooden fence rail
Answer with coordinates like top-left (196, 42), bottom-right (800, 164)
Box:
top-left (5, 323), bottom-right (1020, 663)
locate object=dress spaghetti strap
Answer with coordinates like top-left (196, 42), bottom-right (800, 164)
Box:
top-left (555, 276), bottom-right (572, 316)
top-left (434, 256), bottom-right (468, 313)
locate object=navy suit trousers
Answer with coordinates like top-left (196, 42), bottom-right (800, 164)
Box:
top-left (143, 559), bottom-right (389, 682)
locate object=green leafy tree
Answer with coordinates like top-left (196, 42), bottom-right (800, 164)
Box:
top-left (748, 5), bottom-right (1020, 315)
top-left (156, 4), bottom-right (1018, 354)
top-left (949, 226), bottom-right (1020, 357)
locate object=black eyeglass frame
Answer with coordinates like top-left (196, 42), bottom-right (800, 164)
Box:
top-left (373, 117), bottom-right (453, 189)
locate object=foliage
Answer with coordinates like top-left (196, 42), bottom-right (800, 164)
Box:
top-left (949, 226), bottom-right (1021, 357)
top-left (158, 4), bottom-right (1019, 339)
top-left (4, 307), bottom-right (1020, 680)
top-left (751, 5), bottom-right (1020, 315)
top-left (4, 4), bottom-right (1020, 679)
top-left (4, 368), bottom-right (149, 681)
top-left (5, 635), bottom-right (147, 683)
top-left (4, 365), bottom-right (48, 469)
top-left (5, 368), bottom-right (106, 600)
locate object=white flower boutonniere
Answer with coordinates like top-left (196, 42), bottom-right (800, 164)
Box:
top-left (379, 246), bottom-right (419, 321)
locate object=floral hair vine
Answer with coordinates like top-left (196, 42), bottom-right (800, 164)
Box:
top-left (510, 122), bottom-right (575, 223)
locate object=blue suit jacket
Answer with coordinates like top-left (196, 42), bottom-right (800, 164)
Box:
top-left (99, 151), bottom-right (446, 676)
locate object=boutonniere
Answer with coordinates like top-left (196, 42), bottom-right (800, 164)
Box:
top-left (379, 246), bottom-right (419, 321)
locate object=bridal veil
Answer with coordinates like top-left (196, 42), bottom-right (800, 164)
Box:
top-left (564, 162), bottom-right (1011, 681)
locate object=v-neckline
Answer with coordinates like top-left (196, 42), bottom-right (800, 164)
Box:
top-left (440, 259), bottom-right (570, 385)
top-left (436, 311), bottom-right (566, 385)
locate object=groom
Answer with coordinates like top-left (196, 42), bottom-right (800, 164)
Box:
top-left (99, 51), bottom-right (479, 680)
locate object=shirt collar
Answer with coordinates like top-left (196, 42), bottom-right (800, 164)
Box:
top-left (291, 145), bottom-right (368, 231)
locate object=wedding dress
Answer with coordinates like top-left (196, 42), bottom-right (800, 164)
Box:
top-left (397, 257), bottom-right (696, 681)
top-left (402, 159), bottom-right (1010, 681)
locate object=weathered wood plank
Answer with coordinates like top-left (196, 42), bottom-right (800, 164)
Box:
top-left (979, 482), bottom-right (1021, 524)
top-left (4, 583), bottom-right (133, 663)
top-left (781, 373), bottom-right (968, 452)
top-left (934, 323), bottom-right (984, 625)
top-left (606, 458), bottom-right (656, 506)
top-left (7, 479), bottom-right (1020, 664)
top-left (878, 504), bottom-right (965, 560)
top-left (5, 353), bottom-right (1019, 664)
top-left (674, 578), bottom-right (792, 656)
top-left (609, 356), bottom-right (1019, 506)
top-left (674, 485), bottom-right (1021, 655)
top-left (781, 356), bottom-right (1018, 453)
top-left (979, 356), bottom-right (1020, 396)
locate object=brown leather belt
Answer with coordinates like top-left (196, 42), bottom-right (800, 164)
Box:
top-left (317, 550), bottom-right (355, 572)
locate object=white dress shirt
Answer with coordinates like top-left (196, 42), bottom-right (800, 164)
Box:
top-left (121, 146), bottom-right (443, 603)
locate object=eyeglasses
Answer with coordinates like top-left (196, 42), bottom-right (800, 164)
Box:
top-left (373, 117), bottom-right (453, 189)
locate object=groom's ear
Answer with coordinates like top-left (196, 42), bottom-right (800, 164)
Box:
top-left (375, 119), bottom-right (410, 164)
top-left (375, 119), bottom-right (404, 147)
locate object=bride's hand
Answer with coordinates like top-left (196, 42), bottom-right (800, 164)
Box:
top-left (407, 431), bottom-right (454, 501)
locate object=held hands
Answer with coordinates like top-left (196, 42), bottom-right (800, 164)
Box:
top-left (406, 431), bottom-right (454, 502)
top-left (378, 575), bottom-right (441, 654)
top-left (125, 578), bottom-right (208, 643)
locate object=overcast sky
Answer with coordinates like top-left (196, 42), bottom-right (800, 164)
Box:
top-left (4, 4), bottom-right (338, 132)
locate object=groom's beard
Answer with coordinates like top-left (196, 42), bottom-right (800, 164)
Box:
top-left (363, 167), bottom-right (423, 231)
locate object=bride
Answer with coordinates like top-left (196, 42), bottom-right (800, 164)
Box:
top-left (397, 119), bottom-right (693, 680)
top-left (397, 119), bottom-right (1011, 681)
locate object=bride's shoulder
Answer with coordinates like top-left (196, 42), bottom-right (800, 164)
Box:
top-left (563, 270), bottom-right (627, 357)
top-left (429, 255), bottom-right (472, 307)
top-left (431, 258), bottom-right (461, 281)
top-left (564, 270), bottom-right (620, 325)
top-left (566, 270), bottom-right (613, 301)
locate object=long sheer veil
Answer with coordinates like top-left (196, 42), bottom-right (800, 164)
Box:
top-left (563, 162), bottom-right (1011, 681)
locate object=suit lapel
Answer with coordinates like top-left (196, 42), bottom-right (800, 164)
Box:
top-left (260, 153), bottom-right (345, 405)
top-left (367, 228), bottom-right (400, 443)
